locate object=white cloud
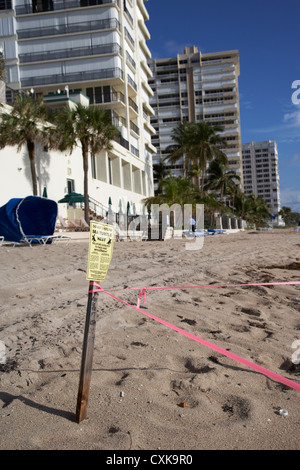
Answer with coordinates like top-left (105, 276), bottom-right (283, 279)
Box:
top-left (283, 108), bottom-right (300, 127)
top-left (239, 93), bottom-right (254, 110)
top-left (289, 153), bottom-right (300, 165)
top-left (249, 105), bottom-right (300, 142)
top-left (280, 188), bottom-right (300, 212)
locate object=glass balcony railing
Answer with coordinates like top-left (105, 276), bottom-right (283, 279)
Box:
top-left (17, 17), bottom-right (120, 39)
top-left (21, 66), bottom-right (123, 87)
top-left (128, 97), bottom-right (138, 113)
top-left (19, 42), bottom-right (121, 63)
top-left (130, 120), bottom-right (139, 135)
top-left (15, 0), bottom-right (119, 15)
top-left (127, 74), bottom-right (137, 91)
top-left (0, 0), bottom-right (12, 10)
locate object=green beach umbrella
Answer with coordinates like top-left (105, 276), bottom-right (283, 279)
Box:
top-left (58, 192), bottom-right (86, 204)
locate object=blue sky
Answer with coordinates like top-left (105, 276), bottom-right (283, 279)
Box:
top-left (146, 0), bottom-right (300, 212)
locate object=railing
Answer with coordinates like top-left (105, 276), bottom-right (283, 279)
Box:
top-left (130, 120), bottom-right (139, 135)
top-left (15, 0), bottom-right (119, 15)
top-left (0, 0), bottom-right (12, 10)
top-left (124, 6), bottom-right (133, 25)
top-left (21, 66), bottom-right (123, 87)
top-left (88, 197), bottom-right (145, 231)
top-left (127, 74), bottom-right (137, 91)
top-left (128, 97), bottom-right (138, 113)
top-left (114, 133), bottom-right (129, 150)
top-left (126, 51), bottom-right (136, 69)
top-left (124, 26), bottom-right (135, 48)
top-left (88, 195), bottom-right (112, 219)
top-left (130, 144), bottom-right (139, 158)
top-left (19, 42), bottom-right (122, 63)
top-left (17, 17), bottom-right (120, 39)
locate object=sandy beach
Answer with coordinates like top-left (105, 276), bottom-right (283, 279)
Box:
top-left (0, 229), bottom-right (299, 450)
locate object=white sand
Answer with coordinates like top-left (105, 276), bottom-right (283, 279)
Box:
top-left (0, 230), bottom-right (299, 450)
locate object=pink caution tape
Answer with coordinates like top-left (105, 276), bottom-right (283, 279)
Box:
top-left (88, 281), bottom-right (300, 392)
top-left (90, 280), bottom-right (300, 294)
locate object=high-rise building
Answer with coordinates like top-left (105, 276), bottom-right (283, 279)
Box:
top-left (148, 46), bottom-right (243, 189)
top-left (0, 0), bottom-right (156, 212)
top-left (242, 140), bottom-right (282, 221)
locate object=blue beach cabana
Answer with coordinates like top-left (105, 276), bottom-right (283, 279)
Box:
top-left (0, 196), bottom-right (58, 243)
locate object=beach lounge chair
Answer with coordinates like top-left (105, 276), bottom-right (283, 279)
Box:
top-left (207, 228), bottom-right (227, 234)
top-left (56, 216), bottom-right (69, 230)
top-left (183, 230), bottom-right (208, 238)
top-left (69, 219), bottom-right (81, 230)
top-left (0, 236), bottom-right (4, 246)
top-left (19, 234), bottom-right (71, 247)
top-left (55, 215), bottom-right (69, 230)
top-left (79, 217), bottom-right (90, 230)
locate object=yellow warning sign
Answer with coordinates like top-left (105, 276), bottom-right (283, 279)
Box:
top-left (86, 221), bottom-right (114, 282)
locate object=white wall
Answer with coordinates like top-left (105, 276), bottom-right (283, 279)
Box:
top-left (0, 140), bottom-right (152, 217)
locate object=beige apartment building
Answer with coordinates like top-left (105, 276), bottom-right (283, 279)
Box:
top-left (148, 46), bottom-right (243, 190)
top-left (242, 140), bottom-right (283, 223)
top-left (0, 0), bottom-right (155, 215)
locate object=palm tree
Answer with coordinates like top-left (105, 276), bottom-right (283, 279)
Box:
top-left (188, 163), bottom-right (202, 187)
top-left (165, 121), bottom-right (228, 191)
top-left (143, 176), bottom-right (197, 207)
top-left (279, 206), bottom-right (292, 224)
top-left (52, 104), bottom-right (119, 223)
top-left (143, 176), bottom-right (227, 230)
top-left (0, 93), bottom-right (50, 195)
top-left (234, 191), bottom-right (271, 226)
top-left (204, 158), bottom-right (240, 204)
top-left (153, 159), bottom-right (168, 195)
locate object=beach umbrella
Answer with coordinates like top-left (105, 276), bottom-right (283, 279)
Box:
top-left (42, 187), bottom-right (48, 198)
top-left (58, 192), bottom-right (85, 204)
top-left (127, 201), bottom-right (130, 214)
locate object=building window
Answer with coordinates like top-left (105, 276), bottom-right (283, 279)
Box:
top-left (86, 86), bottom-right (112, 104)
top-left (67, 179), bottom-right (75, 193)
top-left (0, 0), bottom-right (12, 9)
top-left (91, 155), bottom-right (96, 179)
top-left (32, 0), bottom-right (54, 13)
top-left (108, 157), bottom-right (112, 185)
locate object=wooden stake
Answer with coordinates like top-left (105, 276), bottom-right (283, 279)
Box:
top-left (75, 283), bottom-right (98, 424)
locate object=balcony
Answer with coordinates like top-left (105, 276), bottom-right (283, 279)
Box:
top-left (128, 97), bottom-right (138, 114)
top-left (131, 144), bottom-right (139, 158)
top-left (15, 0), bottom-right (119, 15)
top-left (127, 74), bottom-right (137, 94)
top-left (17, 17), bottom-right (120, 40)
top-left (130, 120), bottom-right (139, 136)
top-left (124, 27), bottom-right (135, 49)
top-left (88, 89), bottom-right (125, 108)
top-left (21, 66), bottom-right (123, 87)
top-left (19, 42), bottom-right (122, 64)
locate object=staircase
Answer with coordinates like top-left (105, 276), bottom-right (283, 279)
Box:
top-left (88, 196), bottom-right (114, 221)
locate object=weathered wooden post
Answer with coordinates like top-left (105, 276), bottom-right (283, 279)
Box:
top-left (75, 221), bottom-right (114, 424)
top-left (75, 283), bottom-right (98, 423)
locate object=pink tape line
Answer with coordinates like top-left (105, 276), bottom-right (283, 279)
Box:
top-left (90, 280), bottom-right (300, 294)
top-left (89, 282), bottom-right (300, 392)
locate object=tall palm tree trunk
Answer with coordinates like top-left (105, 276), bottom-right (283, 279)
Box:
top-left (27, 140), bottom-right (38, 196)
